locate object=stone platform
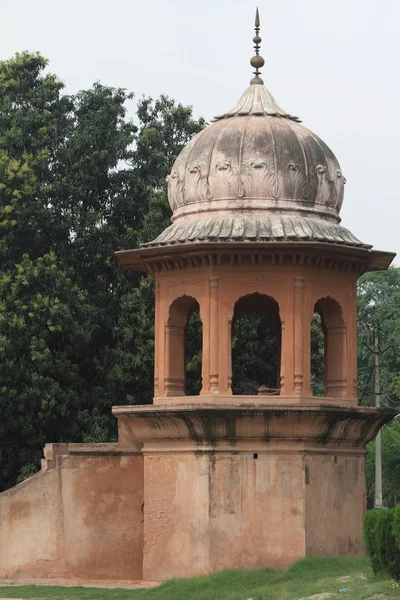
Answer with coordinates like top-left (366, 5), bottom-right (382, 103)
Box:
top-left (0, 401), bottom-right (394, 583)
top-left (114, 402), bottom-right (393, 581)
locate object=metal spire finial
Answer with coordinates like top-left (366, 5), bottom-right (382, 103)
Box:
top-left (250, 7), bottom-right (265, 85)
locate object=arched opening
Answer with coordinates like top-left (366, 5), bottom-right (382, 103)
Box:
top-left (231, 293), bottom-right (281, 396)
top-left (185, 311), bottom-right (202, 395)
top-left (311, 312), bottom-right (325, 396)
top-left (165, 296), bottom-right (202, 397)
top-left (312, 297), bottom-right (347, 397)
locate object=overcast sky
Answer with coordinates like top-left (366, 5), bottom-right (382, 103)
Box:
top-left (1, 0), bottom-right (399, 263)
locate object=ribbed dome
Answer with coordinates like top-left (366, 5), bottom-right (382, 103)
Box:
top-left (145, 83), bottom-right (368, 249)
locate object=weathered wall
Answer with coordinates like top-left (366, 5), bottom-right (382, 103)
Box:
top-left (142, 446), bottom-right (368, 581)
top-left (304, 452), bottom-right (367, 557)
top-left (0, 443), bottom-right (144, 582)
top-left (0, 467), bottom-right (65, 579)
top-left (143, 452), bottom-right (210, 581)
top-left (208, 451), bottom-right (305, 572)
top-left (142, 449), bottom-right (305, 582)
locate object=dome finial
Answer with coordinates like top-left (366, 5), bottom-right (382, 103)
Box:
top-left (250, 7), bottom-right (265, 85)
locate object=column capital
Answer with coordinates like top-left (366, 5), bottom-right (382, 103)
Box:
top-left (210, 275), bottom-right (219, 288)
top-left (165, 324), bottom-right (185, 334)
top-left (294, 275), bottom-right (304, 288)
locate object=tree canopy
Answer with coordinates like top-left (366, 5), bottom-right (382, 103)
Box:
top-left (0, 51), bottom-right (205, 490)
top-left (357, 268), bottom-right (400, 506)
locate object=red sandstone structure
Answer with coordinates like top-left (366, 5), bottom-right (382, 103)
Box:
top-left (0, 11), bottom-right (396, 585)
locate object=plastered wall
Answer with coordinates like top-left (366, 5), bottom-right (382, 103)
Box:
top-left (0, 443), bottom-right (144, 582)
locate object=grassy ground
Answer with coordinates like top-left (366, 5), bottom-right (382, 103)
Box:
top-left (0, 556), bottom-right (399, 600)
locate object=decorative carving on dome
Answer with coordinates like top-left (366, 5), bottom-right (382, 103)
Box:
top-left (236, 180), bottom-right (245, 198)
top-left (336, 170), bottom-right (346, 212)
top-left (314, 165), bottom-right (339, 209)
top-left (187, 164), bottom-right (210, 204)
top-left (207, 160), bottom-right (238, 201)
top-left (241, 158), bottom-right (277, 198)
top-left (251, 159), bottom-right (267, 169)
top-left (215, 160), bottom-right (231, 171)
top-left (166, 167), bottom-right (185, 210)
top-left (287, 162), bottom-right (310, 201)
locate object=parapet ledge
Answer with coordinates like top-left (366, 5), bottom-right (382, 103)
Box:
top-left (41, 442), bottom-right (140, 471)
top-left (112, 403), bottom-right (396, 450)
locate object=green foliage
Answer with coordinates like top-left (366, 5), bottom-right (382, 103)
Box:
top-left (366, 419), bottom-right (400, 508)
top-left (0, 52), bottom-right (205, 490)
top-left (393, 504), bottom-right (400, 580)
top-left (358, 268), bottom-right (400, 507)
top-left (357, 268), bottom-right (400, 407)
top-left (376, 509), bottom-right (400, 580)
top-left (394, 503), bottom-right (400, 546)
top-left (363, 507), bottom-right (400, 581)
top-left (0, 52), bottom-right (72, 267)
top-left (232, 314), bottom-right (279, 393)
top-left (364, 509), bottom-right (382, 574)
top-left (108, 277), bottom-right (155, 405)
top-left (311, 313), bottom-right (324, 396)
top-left (2, 557), bottom-right (400, 599)
top-left (230, 310), bottom-right (325, 396)
top-left (185, 312), bottom-right (202, 396)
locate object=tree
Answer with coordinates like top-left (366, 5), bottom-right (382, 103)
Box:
top-left (0, 254), bottom-right (99, 488)
top-left (357, 267), bottom-right (400, 408)
top-left (0, 52), bottom-right (205, 490)
top-left (357, 267), bottom-right (400, 507)
top-left (232, 315), bottom-right (279, 394)
top-left (311, 314), bottom-right (325, 396)
top-left (0, 52), bottom-right (72, 268)
top-left (366, 419), bottom-right (400, 507)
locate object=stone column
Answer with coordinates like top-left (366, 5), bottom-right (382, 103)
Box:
top-left (325, 321), bottom-right (347, 398)
top-left (293, 275), bottom-right (305, 394)
top-left (154, 282), bottom-right (160, 397)
top-left (280, 305), bottom-right (294, 395)
top-left (346, 283), bottom-right (358, 400)
top-left (227, 318), bottom-right (233, 393)
top-left (209, 276), bottom-right (219, 393)
top-left (279, 318), bottom-right (286, 393)
top-left (164, 324), bottom-right (186, 396)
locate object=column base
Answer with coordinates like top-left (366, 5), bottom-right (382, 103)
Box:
top-left (153, 394), bottom-right (358, 407)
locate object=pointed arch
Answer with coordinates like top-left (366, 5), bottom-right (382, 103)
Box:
top-left (312, 296), bottom-right (347, 398)
top-left (164, 295), bottom-right (202, 396)
top-left (231, 293), bottom-right (281, 395)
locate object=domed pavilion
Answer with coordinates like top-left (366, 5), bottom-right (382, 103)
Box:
top-left (113, 11), bottom-right (395, 581)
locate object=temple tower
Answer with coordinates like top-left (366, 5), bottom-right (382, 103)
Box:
top-left (115, 11), bottom-right (395, 581)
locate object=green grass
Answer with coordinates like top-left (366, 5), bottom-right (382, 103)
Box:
top-left (0, 556), bottom-right (399, 600)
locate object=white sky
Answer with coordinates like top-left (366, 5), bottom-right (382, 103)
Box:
top-left (1, 0), bottom-right (399, 262)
